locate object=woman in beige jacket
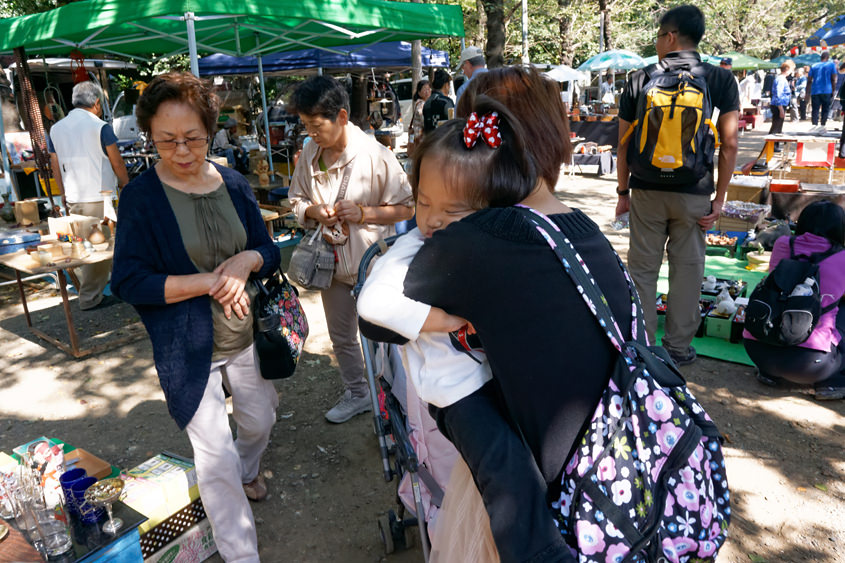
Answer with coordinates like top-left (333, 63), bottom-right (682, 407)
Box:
top-left (288, 76), bottom-right (414, 423)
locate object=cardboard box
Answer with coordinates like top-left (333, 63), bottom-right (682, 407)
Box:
top-left (716, 215), bottom-right (760, 233)
top-left (144, 517), bottom-right (216, 563)
top-left (14, 199), bottom-right (40, 226)
top-left (48, 214), bottom-right (100, 240)
top-left (65, 448), bottom-right (112, 479)
top-left (122, 452), bottom-right (200, 535)
top-left (705, 311), bottom-right (735, 339)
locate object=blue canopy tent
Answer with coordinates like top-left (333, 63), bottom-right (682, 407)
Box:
top-left (807, 15), bottom-right (845, 47)
top-left (198, 41), bottom-right (450, 76)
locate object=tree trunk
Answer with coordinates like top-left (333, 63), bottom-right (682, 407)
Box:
top-left (557, 0), bottom-right (573, 65)
top-left (598, 1), bottom-right (612, 51)
top-left (483, 0), bottom-right (506, 68)
top-left (476, 0), bottom-right (487, 47)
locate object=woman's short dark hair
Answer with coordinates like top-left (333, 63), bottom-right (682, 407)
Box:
top-left (659, 5), bottom-right (705, 46)
top-left (409, 95), bottom-right (537, 209)
top-left (796, 200), bottom-right (845, 247)
top-left (432, 69), bottom-right (452, 91)
top-left (288, 76), bottom-right (349, 120)
top-left (413, 79), bottom-right (430, 102)
top-left (135, 72), bottom-right (219, 136)
top-left (456, 66), bottom-right (570, 190)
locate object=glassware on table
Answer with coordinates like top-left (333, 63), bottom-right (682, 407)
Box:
top-left (84, 478), bottom-right (125, 535)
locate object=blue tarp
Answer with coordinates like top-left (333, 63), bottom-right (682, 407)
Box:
top-left (198, 41), bottom-right (450, 76)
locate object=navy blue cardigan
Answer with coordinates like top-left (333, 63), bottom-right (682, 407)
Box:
top-left (111, 163), bottom-right (281, 429)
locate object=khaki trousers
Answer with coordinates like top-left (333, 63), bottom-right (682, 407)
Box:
top-left (320, 278), bottom-right (368, 398)
top-left (628, 189), bottom-right (710, 354)
top-left (68, 201), bottom-right (111, 309)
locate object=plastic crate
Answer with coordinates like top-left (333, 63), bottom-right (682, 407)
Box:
top-left (139, 498), bottom-right (207, 559)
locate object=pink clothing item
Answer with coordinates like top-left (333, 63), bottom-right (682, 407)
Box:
top-left (743, 233), bottom-right (845, 351)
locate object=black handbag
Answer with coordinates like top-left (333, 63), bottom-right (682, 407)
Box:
top-left (252, 267), bottom-right (309, 380)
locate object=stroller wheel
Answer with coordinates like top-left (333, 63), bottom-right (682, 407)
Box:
top-left (378, 514), bottom-right (395, 554)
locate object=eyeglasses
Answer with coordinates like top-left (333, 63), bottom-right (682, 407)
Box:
top-left (654, 29), bottom-right (677, 43)
top-left (152, 137), bottom-right (209, 151)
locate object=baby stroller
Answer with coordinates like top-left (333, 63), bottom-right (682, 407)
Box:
top-left (353, 237), bottom-right (458, 561)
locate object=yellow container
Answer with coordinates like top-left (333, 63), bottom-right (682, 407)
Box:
top-left (38, 176), bottom-right (60, 197)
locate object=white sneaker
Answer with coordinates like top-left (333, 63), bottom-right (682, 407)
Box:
top-left (325, 389), bottom-right (372, 423)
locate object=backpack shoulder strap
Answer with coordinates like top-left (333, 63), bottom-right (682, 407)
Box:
top-left (515, 205), bottom-right (646, 354)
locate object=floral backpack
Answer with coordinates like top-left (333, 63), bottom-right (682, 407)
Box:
top-left (517, 206), bottom-right (730, 563)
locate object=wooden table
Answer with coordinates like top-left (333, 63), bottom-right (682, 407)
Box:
top-left (0, 519), bottom-right (42, 562)
top-left (0, 248), bottom-right (145, 358)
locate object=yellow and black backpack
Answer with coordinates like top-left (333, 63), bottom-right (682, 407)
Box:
top-left (623, 61), bottom-right (719, 185)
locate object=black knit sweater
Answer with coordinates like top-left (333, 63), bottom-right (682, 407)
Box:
top-left (404, 207), bottom-right (634, 496)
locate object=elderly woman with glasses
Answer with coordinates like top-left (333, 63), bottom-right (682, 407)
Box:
top-left (111, 72), bottom-right (280, 563)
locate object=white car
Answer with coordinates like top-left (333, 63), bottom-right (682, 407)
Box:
top-left (390, 78), bottom-right (413, 132)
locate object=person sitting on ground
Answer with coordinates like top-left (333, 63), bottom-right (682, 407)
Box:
top-left (423, 69), bottom-right (454, 133)
top-left (744, 201), bottom-right (845, 401)
top-left (212, 117), bottom-right (249, 173)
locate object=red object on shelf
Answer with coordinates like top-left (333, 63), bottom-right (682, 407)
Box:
top-left (770, 179), bottom-right (801, 193)
top-left (795, 141), bottom-right (835, 168)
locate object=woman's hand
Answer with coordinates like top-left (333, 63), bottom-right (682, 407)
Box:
top-left (209, 250), bottom-right (262, 318)
top-left (222, 291), bottom-right (251, 321)
top-left (306, 204), bottom-right (340, 227)
top-left (335, 200), bottom-right (364, 224)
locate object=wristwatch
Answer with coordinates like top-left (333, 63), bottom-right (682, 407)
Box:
top-left (616, 188), bottom-right (630, 196)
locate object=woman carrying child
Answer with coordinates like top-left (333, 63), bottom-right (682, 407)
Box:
top-left (360, 66), bottom-right (635, 561)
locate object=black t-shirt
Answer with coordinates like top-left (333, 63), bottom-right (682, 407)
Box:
top-left (422, 91), bottom-right (454, 132)
top-left (403, 208), bottom-right (634, 496)
top-left (619, 50), bottom-right (740, 195)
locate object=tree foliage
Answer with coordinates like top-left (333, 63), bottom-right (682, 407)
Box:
top-left (427, 0), bottom-right (845, 70)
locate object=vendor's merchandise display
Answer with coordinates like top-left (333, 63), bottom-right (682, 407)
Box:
top-left (0, 440), bottom-right (215, 563)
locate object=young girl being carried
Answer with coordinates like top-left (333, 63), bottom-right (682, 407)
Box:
top-left (357, 97), bottom-right (574, 562)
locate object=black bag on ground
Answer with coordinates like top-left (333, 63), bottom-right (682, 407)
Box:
top-left (252, 267), bottom-right (310, 379)
top-left (745, 237), bottom-right (841, 346)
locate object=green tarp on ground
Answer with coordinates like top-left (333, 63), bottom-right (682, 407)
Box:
top-left (656, 255), bottom-right (768, 366)
top-left (0, 0), bottom-right (464, 59)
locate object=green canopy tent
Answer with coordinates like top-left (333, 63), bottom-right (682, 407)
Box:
top-left (714, 52), bottom-right (778, 71)
top-left (0, 0), bottom-right (464, 181)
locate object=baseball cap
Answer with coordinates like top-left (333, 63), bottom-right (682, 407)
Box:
top-left (457, 46), bottom-right (484, 69)
top-left (720, 57), bottom-right (732, 66)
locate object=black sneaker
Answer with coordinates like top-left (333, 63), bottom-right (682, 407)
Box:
top-left (665, 345), bottom-right (696, 366)
top-left (755, 370), bottom-right (783, 387)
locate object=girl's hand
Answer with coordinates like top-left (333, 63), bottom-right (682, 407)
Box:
top-left (306, 204), bottom-right (339, 227)
top-left (421, 307), bottom-right (470, 333)
top-left (210, 250), bottom-right (262, 316)
top-left (335, 200), bottom-right (363, 224)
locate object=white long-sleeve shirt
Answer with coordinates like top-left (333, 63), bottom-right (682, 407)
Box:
top-left (357, 228), bottom-right (492, 407)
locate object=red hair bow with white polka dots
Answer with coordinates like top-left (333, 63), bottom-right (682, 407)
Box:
top-left (463, 111), bottom-right (502, 149)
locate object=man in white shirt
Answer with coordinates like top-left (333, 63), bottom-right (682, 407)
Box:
top-left (49, 81), bottom-right (128, 310)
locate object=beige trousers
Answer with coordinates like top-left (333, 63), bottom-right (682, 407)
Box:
top-left (628, 189), bottom-right (710, 355)
top-left (67, 201), bottom-right (111, 309)
top-left (186, 343), bottom-right (278, 563)
top-left (320, 278), bottom-right (368, 398)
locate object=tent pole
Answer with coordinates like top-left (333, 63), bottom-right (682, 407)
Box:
top-left (256, 45), bottom-right (275, 180)
top-left (185, 12), bottom-right (200, 77)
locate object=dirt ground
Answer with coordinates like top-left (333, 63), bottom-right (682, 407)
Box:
top-left (0, 119), bottom-right (843, 563)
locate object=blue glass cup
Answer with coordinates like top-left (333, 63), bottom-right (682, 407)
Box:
top-left (58, 468), bottom-right (87, 516)
top-left (69, 477), bottom-right (104, 524)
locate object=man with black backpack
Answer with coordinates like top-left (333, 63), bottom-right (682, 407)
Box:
top-left (616, 5), bottom-right (739, 366)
